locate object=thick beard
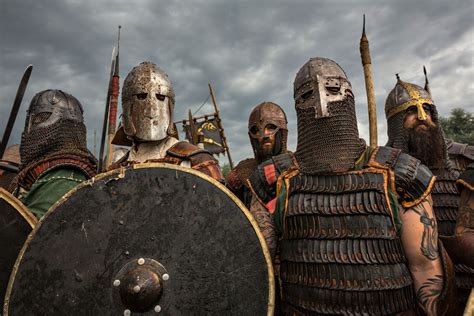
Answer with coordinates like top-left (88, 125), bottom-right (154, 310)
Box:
top-left (407, 126), bottom-right (445, 169)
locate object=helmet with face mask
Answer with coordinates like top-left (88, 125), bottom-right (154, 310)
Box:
top-left (248, 102), bottom-right (288, 162)
top-left (20, 89), bottom-right (90, 168)
top-left (294, 57), bottom-right (365, 174)
top-left (122, 62), bottom-right (176, 142)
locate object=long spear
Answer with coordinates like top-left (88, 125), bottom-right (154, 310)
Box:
top-left (360, 15), bottom-right (378, 147)
top-left (105, 25), bottom-right (121, 169)
top-left (208, 83), bottom-right (234, 169)
top-left (98, 47), bottom-right (116, 172)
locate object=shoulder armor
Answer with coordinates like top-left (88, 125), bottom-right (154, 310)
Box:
top-left (393, 152), bottom-right (435, 207)
top-left (458, 162), bottom-right (474, 191)
top-left (166, 141), bottom-right (210, 159)
top-left (272, 151), bottom-right (294, 173)
top-left (248, 152), bottom-right (295, 204)
top-left (447, 141), bottom-right (474, 160)
top-left (370, 146), bottom-right (402, 169)
top-left (226, 158), bottom-right (257, 191)
top-left (371, 146), bottom-right (435, 207)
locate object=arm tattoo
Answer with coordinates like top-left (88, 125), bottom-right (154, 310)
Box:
top-left (250, 198), bottom-right (277, 260)
top-left (416, 274), bottom-right (443, 315)
top-left (406, 200), bottom-right (439, 260)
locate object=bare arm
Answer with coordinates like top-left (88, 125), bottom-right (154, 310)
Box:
top-left (249, 195), bottom-right (277, 260)
top-left (399, 195), bottom-right (444, 314)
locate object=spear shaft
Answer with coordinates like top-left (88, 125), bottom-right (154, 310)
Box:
top-left (105, 25), bottom-right (121, 169)
top-left (360, 15), bottom-right (378, 147)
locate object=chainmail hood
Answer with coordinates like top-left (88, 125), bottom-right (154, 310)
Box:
top-left (294, 57), bottom-right (365, 174)
top-left (20, 90), bottom-right (92, 169)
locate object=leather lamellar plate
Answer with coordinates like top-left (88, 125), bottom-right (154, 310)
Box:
top-left (279, 169), bottom-right (416, 315)
top-left (447, 141), bottom-right (474, 173)
top-left (371, 146), bottom-right (434, 207)
top-left (432, 171), bottom-right (460, 236)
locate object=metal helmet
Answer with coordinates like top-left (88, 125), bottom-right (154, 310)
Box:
top-left (24, 89), bottom-right (84, 133)
top-left (294, 57), bottom-right (353, 119)
top-left (122, 62), bottom-right (175, 142)
top-left (248, 102), bottom-right (288, 162)
top-left (293, 57), bottom-right (365, 174)
top-left (20, 89), bottom-right (89, 168)
top-left (385, 78), bottom-right (435, 123)
top-left (384, 76), bottom-right (451, 171)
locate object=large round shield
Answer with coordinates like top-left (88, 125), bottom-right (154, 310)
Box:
top-left (4, 163), bottom-right (274, 315)
top-left (0, 188), bottom-right (37, 304)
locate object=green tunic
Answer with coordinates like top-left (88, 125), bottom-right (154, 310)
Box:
top-left (20, 167), bottom-right (87, 219)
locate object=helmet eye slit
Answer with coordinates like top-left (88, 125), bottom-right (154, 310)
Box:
top-left (155, 94), bottom-right (166, 101)
top-left (136, 93), bottom-right (148, 100)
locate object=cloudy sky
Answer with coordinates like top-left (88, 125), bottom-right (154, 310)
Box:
top-left (1, 0), bottom-right (472, 165)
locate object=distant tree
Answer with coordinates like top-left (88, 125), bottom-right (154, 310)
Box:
top-left (439, 108), bottom-right (474, 144)
top-left (220, 163), bottom-right (231, 178)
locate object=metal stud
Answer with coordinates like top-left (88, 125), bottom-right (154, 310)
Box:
top-left (154, 305), bottom-right (162, 313)
top-left (113, 279), bottom-right (121, 287)
top-left (162, 273), bottom-right (169, 281)
top-left (137, 258), bottom-right (145, 265)
top-left (124, 309), bottom-right (131, 316)
top-left (133, 285), bottom-right (141, 293)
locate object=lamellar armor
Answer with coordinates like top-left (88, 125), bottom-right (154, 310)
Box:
top-left (227, 102), bottom-right (288, 207)
top-left (10, 90), bottom-right (97, 193)
top-left (249, 58), bottom-right (441, 314)
top-left (385, 78), bottom-right (474, 299)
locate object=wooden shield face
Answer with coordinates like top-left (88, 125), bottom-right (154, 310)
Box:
top-left (4, 163), bottom-right (274, 315)
top-left (0, 188), bottom-right (37, 304)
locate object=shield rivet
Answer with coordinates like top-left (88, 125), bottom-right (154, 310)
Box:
top-left (133, 285), bottom-right (141, 293)
top-left (162, 273), bottom-right (169, 281)
top-left (138, 258), bottom-right (145, 265)
top-left (124, 309), bottom-right (131, 316)
top-left (113, 279), bottom-right (121, 287)
top-left (154, 305), bottom-right (162, 313)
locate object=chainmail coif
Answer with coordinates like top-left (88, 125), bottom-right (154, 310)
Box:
top-left (295, 96), bottom-right (366, 174)
top-left (20, 119), bottom-right (90, 169)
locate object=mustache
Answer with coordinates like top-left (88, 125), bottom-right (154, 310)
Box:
top-left (413, 120), bottom-right (437, 129)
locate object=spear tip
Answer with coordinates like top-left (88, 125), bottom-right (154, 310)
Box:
top-left (362, 14), bottom-right (366, 36)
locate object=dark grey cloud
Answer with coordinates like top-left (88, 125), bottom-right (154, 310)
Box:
top-left (1, 0), bottom-right (472, 164)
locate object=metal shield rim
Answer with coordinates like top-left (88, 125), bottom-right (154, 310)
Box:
top-left (4, 163), bottom-right (275, 315)
top-left (0, 188), bottom-right (37, 228)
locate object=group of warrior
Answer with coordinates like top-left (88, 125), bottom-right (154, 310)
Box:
top-left (0, 56), bottom-right (473, 315)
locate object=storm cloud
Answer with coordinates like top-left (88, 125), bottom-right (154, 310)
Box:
top-left (1, 0), bottom-right (472, 164)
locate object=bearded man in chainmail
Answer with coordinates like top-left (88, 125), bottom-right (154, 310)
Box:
top-left (225, 101), bottom-right (290, 315)
top-left (111, 61), bottom-right (223, 182)
top-left (385, 75), bottom-right (474, 308)
top-left (226, 101), bottom-right (289, 208)
top-left (9, 90), bottom-right (97, 219)
top-left (249, 57), bottom-right (456, 315)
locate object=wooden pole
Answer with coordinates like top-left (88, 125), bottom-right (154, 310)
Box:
top-left (208, 83), bottom-right (234, 169)
top-left (105, 25), bottom-right (121, 168)
top-left (360, 15), bottom-right (378, 147)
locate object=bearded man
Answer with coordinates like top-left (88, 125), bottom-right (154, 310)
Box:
top-left (226, 102), bottom-right (289, 208)
top-left (249, 57), bottom-right (456, 315)
top-left (385, 76), bottom-right (474, 306)
top-left (111, 61), bottom-right (222, 182)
